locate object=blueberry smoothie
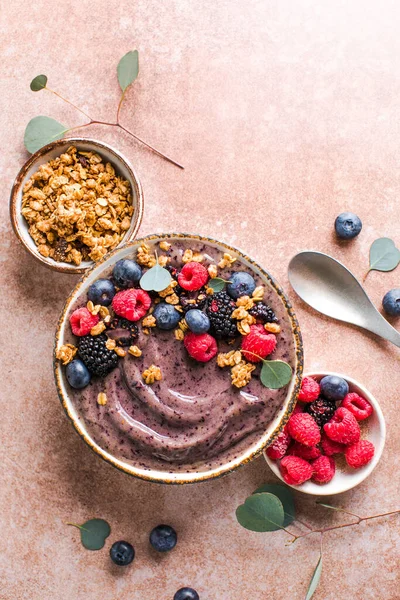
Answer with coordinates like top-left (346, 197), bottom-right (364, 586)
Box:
top-left (59, 238), bottom-right (297, 473)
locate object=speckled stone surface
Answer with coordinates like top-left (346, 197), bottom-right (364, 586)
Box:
top-left (1, 1), bottom-right (399, 598)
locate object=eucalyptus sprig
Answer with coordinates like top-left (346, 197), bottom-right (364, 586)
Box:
top-left (243, 350), bottom-right (292, 389)
top-left (236, 485), bottom-right (400, 599)
top-left (139, 252), bottom-right (172, 292)
top-left (207, 277), bottom-right (231, 293)
top-left (67, 518), bottom-right (111, 550)
top-left (26, 51), bottom-right (183, 169)
top-left (363, 237), bottom-right (400, 281)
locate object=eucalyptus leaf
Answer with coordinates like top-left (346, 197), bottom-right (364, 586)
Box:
top-left (260, 360), bottom-right (292, 390)
top-left (68, 518), bottom-right (111, 551)
top-left (305, 554), bottom-right (322, 600)
top-left (208, 277), bottom-right (229, 292)
top-left (24, 116), bottom-right (68, 153)
top-left (30, 74), bottom-right (47, 91)
top-left (140, 262), bottom-right (172, 292)
top-left (117, 50), bottom-right (139, 92)
top-left (236, 492), bottom-right (285, 532)
top-left (368, 237), bottom-right (400, 274)
top-left (253, 484), bottom-right (295, 527)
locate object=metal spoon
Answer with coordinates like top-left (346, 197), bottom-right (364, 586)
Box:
top-left (288, 251), bottom-right (400, 348)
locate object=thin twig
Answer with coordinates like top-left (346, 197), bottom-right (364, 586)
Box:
top-left (46, 88), bottom-right (92, 120)
top-left (116, 90), bottom-right (126, 123)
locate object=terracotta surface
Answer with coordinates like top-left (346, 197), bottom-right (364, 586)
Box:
top-left (1, 1), bottom-right (399, 598)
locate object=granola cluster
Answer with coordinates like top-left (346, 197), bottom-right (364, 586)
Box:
top-left (21, 146), bottom-right (133, 265)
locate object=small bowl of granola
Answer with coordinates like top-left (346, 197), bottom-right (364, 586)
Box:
top-left (10, 138), bottom-right (144, 273)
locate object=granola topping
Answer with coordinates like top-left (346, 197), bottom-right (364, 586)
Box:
top-left (56, 343), bottom-right (77, 365)
top-left (142, 365), bottom-right (162, 384)
top-left (231, 360), bottom-right (256, 388)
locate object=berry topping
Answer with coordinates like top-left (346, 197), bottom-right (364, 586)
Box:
top-left (345, 440), bottom-right (375, 469)
top-left (280, 455), bottom-right (313, 485)
top-left (382, 288), bottom-right (400, 317)
top-left (65, 359), bottom-right (91, 389)
top-left (320, 433), bottom-right (346, 456)
top-left (290, 442), bottom-right (321, 460)
top-left (311, 455), bottom-right (335, 483)
top-left (185, 309), bottom-right (210, 334)
top-left (112, 259), bottom-right (142, 288)
top-left (320, 375), bottom-right (349, 401)
top-left (241, 324), bottom-right (277, 363)
top-left (110, 540), bottom-right (135, 566)
top-left (112, 288), bottom-right (151, 321)
top-left (180, 290), bottom-right (207, 313)
top-left (323, 407), bottom-right (361, 445)
top-left (108, 318), bottom-right (139, 346)
top-left (174, 589), bottom-right (200, 600)
top-left (184, 332), bottom-right (218, 362)
top-left (265, 428), bottom-right (291, 460)
top-left (287, 413), bottom-right (321, 446)
top-left (334, 212), bottom-right (362, 239)
top-left (226, 271), bottom-right (256, 299)
top-left (292, 403), bottom-right (304, 415)
top-left (206, 291), bottom-right (238, 338)
top-left (87, 279), bottom-right (116, 306)
top-left (248, 302), bottom-right (277, 323)
top-left (153, 302), bottom-right (181, 330)
top-left (305, 397), bottom-right (336, 427)
top-left (342, 393), bottom-right (373, 421)
top-left (178, 262), bottom-right (209, 291)
top-left (297, 377), bottom-right (320, 403)
top-left (69, 307), bottom-right (99, 336)
top-left (78, 334), bottom-right (119, 377)
top-left (149, 524), bottom-right (177, 552)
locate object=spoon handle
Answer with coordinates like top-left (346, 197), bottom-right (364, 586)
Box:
top-left (363, 312), bottom-right (400, 348)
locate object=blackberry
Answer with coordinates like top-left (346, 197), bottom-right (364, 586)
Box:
top-left (206, 291), bottom-right (238, 338)
top-left (249, 302), bottom-right (277, 323)
top-left (305, 397), bottom-right (336, 428)
top-left (78, 334), bottom-right (119, 377)
top-left (180, 290), bottom-right (207, 313)
top-left (108, 318), bottom-right (139, 347)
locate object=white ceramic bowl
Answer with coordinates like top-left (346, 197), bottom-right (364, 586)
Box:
top-left (10, 138), bottom-right (144, 274)
top-left (264, 371), bottom-right (386, 495)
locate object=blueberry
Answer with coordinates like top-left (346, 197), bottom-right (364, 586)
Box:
top-left (87, 279), bottom-right (116, 306)
top-left (112, 259), bottom-right (142, 288)
top-left (153, 302), bottom-right (181, 330)
top-left (185, 309), bottom-right (210, 334)
top-left (382, 288), bottom-right (400, 316)
top-left (66, 359), bottom-right (91, 389)
top-left (334, 212), bottom-right (362, 240)
top-left (174, 588), bottom-right (199, 600)
top-left (226, 272), bottom-right (256, 299)
top-left (110, 540), bottom-right (135, 566)
top-left (320, 375), bottom-right (349, 401)
top-left (149, 524), bottom-right (177, 552)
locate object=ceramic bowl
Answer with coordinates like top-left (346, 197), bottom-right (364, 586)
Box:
top-left (54, 233), bottom-right (303, 484)
top-left (264, 371), bottom-right (386, 495)
top-left (10, 138), bottom-right (144, 274)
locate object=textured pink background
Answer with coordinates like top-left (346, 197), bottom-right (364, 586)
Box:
top-left (1, 1), bottom-right (400, 598)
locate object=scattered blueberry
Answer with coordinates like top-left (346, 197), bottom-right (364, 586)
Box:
top-left (320, 375), bottom-right (349, 401)
top-left (334, 212), bottom-right (362, 240)
top-left (149, 524), bottom-right (177, 552)
top-left (110, 540), bottom-right (135, 566)
top-left (153, 302), bottom-right (181, 330)
top-left (185, 309), bottom-right (210, 334)
top-left (113, 259), bottom-right (142, 288)
top-left (66, 359), bottom-right (91, 389)
top-left (87, 279), bottom-right (116, 306)
top-left (174, 588), bottom-right (200, 600)
top-left (382, 288), bottom-right (400, 317)
top-left (227, 272), bottom-right (256, 299)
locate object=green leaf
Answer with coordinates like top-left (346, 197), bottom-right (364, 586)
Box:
top-left (368, 237), bottom-right (400, 273)
top-left (140, 262), bottom-right (172, 293)
top-left (253, 484), bottom-right (295, 527)
top-left (208, 277), bottom-right (229, 292)
top-left (68, 519), bottom-right (111, 551)
top-left (24, 116), bottom-right (68, 153)
top-left (260, 360), bottom-right (292, 389)
top-left (117, 50), bottom-right (139, 92)
top-left (236, 492), bottom-right (285, 532)
top-left (305, 554), bottom-right (322, 600)
top-left (30, 74), bottom-right (47, 91)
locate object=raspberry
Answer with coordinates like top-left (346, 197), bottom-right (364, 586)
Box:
top-left (297, 377), bottom-right (320, 403)
top-left (323, 407), bottom-right (360, 445)
top-left (178, 262), bottom-right (209, 291)
top-left (69, 307), bottom-right (99, 336)
top-left (292, 403), bottom-right (303, 415)
top-left (321, 433), bottom-right (346, 456)
top-left (312, 455), bottom-right (335, 483)
top-left (280, 456), bottom-right (313, 485)
top-left (241, 324), bottom-right (277, 363)
top-left (305, 397), bottom-right (336, 427)
top-left (345, 440), bottom-right (375, 468)
top-left (112, 289), bottom-right (151, 321)
top-left (290, 442), bottom-right (321, 460)
top-left (184, 332), bottom-right (218, 362)
top-left (342, 393), bottom-right (373, 421)
top-left (287, 413), bottom-right (321, 446)
top-left (265, 427), bottom-right (291, 460)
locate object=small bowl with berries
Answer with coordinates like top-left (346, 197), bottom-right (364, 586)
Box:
top-left (264, 372), bottom-right (386, 495)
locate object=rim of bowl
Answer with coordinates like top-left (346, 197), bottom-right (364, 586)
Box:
top-left (264, 371), bottom-right (386, 495)
top-left (54, 233), bottom-right (304, 484)
top-left (9, 137), bottom-right (144, 274)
